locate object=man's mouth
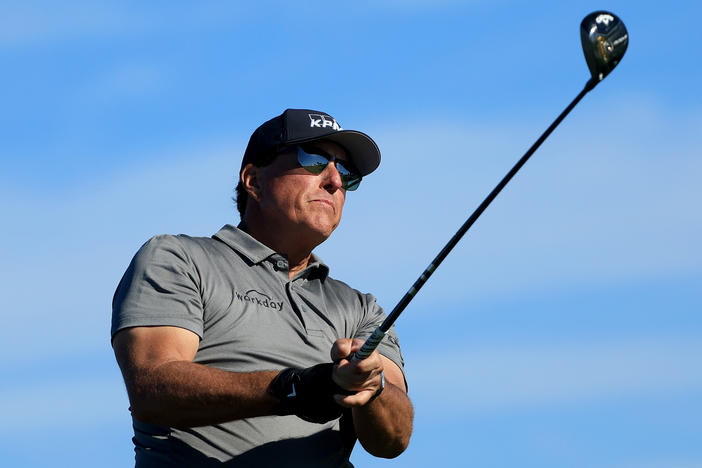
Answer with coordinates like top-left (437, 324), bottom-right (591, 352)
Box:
top-left (310, 199), bottom-right (335, 210)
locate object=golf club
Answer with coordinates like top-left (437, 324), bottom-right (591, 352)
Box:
top-left (352, 11), bottom-right (629, 361)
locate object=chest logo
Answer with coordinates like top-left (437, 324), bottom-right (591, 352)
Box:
top-left (235, 289), bottom-right (284, 311)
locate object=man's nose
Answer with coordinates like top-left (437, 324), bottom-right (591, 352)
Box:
top-left (321, 162), bottom-right (343, 191)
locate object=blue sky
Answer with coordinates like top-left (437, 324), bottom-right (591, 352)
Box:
top-left (1, 1), bottom-right (701, 467)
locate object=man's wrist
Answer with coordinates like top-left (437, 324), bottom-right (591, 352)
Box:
top-left (368, 370), bottom-right (385, 402)
top-left (268, 363), bottom-right (346, 423)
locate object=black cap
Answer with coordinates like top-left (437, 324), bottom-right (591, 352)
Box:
top-left (241, 109), bottom-right (381, 176)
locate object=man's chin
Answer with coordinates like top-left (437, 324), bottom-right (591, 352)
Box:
top-left (298, 221), bottom-right (338, 246)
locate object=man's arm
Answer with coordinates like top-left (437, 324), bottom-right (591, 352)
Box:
top-left (112, 325), bottom-right (280, 428)
top-left (331, 339), bottom-right (414, 458)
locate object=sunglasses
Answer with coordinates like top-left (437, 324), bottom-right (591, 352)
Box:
top-left (294, 145), bottom-right (362, 191)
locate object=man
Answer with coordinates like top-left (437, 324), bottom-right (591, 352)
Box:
top-left (111, 108), bottom-right (413, 467)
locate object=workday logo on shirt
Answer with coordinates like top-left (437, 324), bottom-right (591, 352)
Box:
top-left (235, 289), bottom-right (284, 311)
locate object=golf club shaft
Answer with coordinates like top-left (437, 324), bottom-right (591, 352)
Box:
top-left (353, 79), bottom-right (598, 361)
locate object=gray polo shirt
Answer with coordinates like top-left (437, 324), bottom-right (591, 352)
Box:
top-left (112, 224), bottom-right (405, 467)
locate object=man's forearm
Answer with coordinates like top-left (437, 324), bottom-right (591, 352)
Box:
top-left (352, 381), bottom-right (414, 458)
top-left (125, 360), bottom-right (279, 428)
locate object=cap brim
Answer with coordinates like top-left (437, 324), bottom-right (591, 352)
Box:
top-left (295, 130), bottom-right (380, 177)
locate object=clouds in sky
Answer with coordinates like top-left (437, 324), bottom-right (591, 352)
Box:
top-left (411, 337), bottom-right (702, 415)
top-left (0, 3), bottom-right (244, 47)
top-left (3, 93), bottom-right (700, 355)
top-left (2, 2), bottom-right (700, 467)
top-left (319, 97), bottom-right (702, 299)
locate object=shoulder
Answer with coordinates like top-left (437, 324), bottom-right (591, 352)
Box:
top-left (137, 233), bottom-right (226, 264)
top-left (120, 233), bottom-right (233, 289)
top-left (142, 232), bottom-right (220, 251)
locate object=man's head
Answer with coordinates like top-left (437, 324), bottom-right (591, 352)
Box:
top-left (235, 108), bottom-right (381, 219)
top-left (240, 140), bottom-right (349, 243)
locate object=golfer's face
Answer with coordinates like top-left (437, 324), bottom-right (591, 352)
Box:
top-left (259, 140), bottom-right (348, 241)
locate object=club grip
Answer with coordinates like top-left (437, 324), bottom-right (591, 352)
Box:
top-left (352, 327), bottom-right (386, 361)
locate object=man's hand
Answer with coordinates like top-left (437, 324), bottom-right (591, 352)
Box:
top-left (331, 337), bottom-right (413, 458)
top-left (331, 338), bottom-right (385, 407)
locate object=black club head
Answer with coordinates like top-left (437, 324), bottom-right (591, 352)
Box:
top-left (580, 11), bottom-right (629, 83)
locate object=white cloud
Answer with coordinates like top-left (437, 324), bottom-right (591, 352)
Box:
top-left (1, 96), bottom-right (700, 363)
top-left (0, 2), bottom-right (245, 48)
top-left (0, 372), bottom-right (129, 433)
top-left (0, 3), bottom-right (143, 46)
top-left (610, 460), bottom-right (702, 468)
top-left (409, 337), bottom-right (702, 415)
top-left (83, 62), bottom-right (166, 99)
top-left (0, 139), bottom-right (243, 363)
top-left (372, 0), bottom-right (484, 7)
top-left (319, 97), bottom-right (702, 299)
top-left (3, 337), bottom-right (699, 436)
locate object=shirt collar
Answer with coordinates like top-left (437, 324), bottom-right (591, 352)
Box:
top-left (212, 224), bottom-right (330, 281)
top-left (303, 253), bottom-right (330, 281)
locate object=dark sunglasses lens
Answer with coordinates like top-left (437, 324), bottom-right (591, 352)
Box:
top-left (342, 176), bottom-right (361, 191)
top-left (338, 164), bottom-right (361, 191)
top-left (297, 148), bottom-right (329, 174)
top-left (297, 146), bottom-right (362, 191)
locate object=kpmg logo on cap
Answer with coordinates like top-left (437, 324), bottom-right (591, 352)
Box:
top-left (309, 114), bottom-right (342, 131)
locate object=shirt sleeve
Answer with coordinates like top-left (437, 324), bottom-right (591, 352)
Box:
top-left (111, 234), bottom-right (204, 340)
top-left (353, 293), bottom-right (406, 382)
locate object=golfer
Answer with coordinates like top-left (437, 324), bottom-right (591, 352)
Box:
top-left (111, 108), bottom-right (413, 467)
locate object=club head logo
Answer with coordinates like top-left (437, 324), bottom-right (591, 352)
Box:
top-left (596, 13), bottom-right (614, 27)
top-left (308, 114), bottom-right (342, 131)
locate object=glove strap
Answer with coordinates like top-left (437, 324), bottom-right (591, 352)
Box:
top-left (269, 363), bottom-right (347, 423)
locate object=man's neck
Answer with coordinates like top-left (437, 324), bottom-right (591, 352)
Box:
top-left (240, 219), bottom-right (321, 280)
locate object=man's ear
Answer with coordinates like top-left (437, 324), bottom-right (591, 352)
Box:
top-left (241, 163), bottom-right (263, 202)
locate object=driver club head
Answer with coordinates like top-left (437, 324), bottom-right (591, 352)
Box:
top-left (580, 11), bottom-right (629, 83)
